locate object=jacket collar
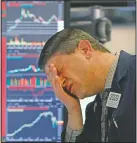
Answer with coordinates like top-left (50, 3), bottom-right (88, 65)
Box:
top-left (95, 51), bottom-right (131, 105)
top-left (115, 50), bottom-right (131, 83)
top-left (110, 50), bottom-right (131, 118)
top-left (110, 50), bottom-right (131, 95)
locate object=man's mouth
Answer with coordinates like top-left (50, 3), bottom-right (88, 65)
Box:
top-left (65, 83), bottom-right (73, 94)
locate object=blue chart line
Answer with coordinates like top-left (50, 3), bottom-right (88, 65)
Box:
top-left (7, 7), bottom-right (58, 32)
top-left (8, 65), bottom-right (40, 74)
top-left (8, 23), bottom-right (18, 32)
top-left (7, 112), bottom-right (57, 137)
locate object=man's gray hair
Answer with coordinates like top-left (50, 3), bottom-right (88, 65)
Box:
top-left (38, 28), bottom-right (110, 70)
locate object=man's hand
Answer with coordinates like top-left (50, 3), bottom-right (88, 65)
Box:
top-left (47, 64), bottom-right (83, 130)
top-left (47, 64), bottom-right (81, 114)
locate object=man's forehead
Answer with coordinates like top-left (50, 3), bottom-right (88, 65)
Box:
top-left (44, 56), bottom-right (63, 74)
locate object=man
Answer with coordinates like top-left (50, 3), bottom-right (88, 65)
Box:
top-left (38, 28), bottom-right (136, 142)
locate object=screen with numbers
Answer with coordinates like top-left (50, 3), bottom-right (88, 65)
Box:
top-left (1, 1), bottom-right (66, 142)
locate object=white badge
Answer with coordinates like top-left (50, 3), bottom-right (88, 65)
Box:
top-left (106, 92), bottom-right (121, 108)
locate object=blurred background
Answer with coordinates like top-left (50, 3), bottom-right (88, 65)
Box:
top-left (1, 0), bottom-right (136, 142)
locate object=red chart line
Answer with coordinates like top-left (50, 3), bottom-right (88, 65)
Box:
top-left (8, 107), bottom-right (49, 110)
top-left (2, 37), bottom-right (7, 137)
top-left (8, 86), bottom-right (53, 96)
top-left (7, 54), bottom-right (39, 58)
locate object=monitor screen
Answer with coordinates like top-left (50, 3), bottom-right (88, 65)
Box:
top-left (1, 1), bottom-right (65, 142)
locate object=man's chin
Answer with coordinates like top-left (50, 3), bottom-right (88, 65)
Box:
top-left (77, 92), bottom-right (94, 99)
top-left (79, 96), bottom-right (85, 99)
top-left (77, 93), bottom-right (86, 99)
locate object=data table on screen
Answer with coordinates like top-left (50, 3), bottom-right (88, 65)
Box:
top-left (2, 1), bottom-right (65, 142)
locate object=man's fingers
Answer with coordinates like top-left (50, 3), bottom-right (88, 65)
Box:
top-left (48, 64), bottom-right (56, 89)
top-left (54, 76), bottom-right (64, 97)
top-left (48, 65), bottom-right (52, 80)
top-left (51, 66), bottom-right (56, 89)
top-left (47, 64), bottom-right (65, 98)
top-left (54, 76), bottom-right (69, 102)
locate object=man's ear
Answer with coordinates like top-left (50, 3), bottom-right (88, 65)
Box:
top-left (77, 40), bottom-right (94, 59)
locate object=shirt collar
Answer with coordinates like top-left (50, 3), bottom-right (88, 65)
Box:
top-left (104, 53), bottom-right (119, 89)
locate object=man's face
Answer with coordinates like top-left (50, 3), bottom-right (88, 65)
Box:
top-left (47, 54), bottom-right (89, 99)
top-left (44, 40), bottom-right (103, 99)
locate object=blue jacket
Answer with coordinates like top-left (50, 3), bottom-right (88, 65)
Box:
top-left (62, 51), bottom-right (136, 142)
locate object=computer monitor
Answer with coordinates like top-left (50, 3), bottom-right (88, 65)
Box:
top-left (1, 1), bottom-right (70, 142)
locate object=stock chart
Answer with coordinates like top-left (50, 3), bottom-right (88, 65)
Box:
top-left (2, 1), bottom-right (64, 142)
top-left (6, 105), bottom-right (64, 142)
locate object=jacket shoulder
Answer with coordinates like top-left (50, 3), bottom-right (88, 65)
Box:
top-left (85, 94), bottom-right (100, 116)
